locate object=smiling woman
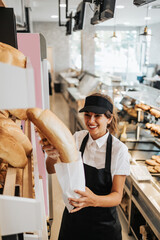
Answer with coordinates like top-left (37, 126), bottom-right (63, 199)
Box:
top-left (43, 93), bottom-right (130, 239)
top-left (53, 92), bottom-right (130, 240)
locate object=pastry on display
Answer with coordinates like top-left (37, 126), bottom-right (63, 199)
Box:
top-left (135, 103), bottom-right (151, 111)
top-left (145, 159), bottom-right (160, 166)
top-left (152, 155), bottom-right (160, 164)
top-left (147, 166), bottom-right (158, 173)
top-left (150, 108), bottom-right (160, 118)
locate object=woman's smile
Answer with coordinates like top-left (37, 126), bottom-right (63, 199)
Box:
top-left (84, 112), bottom-right (112, 140)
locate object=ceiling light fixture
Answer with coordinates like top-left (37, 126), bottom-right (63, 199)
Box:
top-left (116, 5), bottom-right (125, 9)
top-left (144, 16), bottom-right (151, 20)
top-left (111, 31), bottom-right (117, 42)
top-left (51, 15), bottom-right (58, 19)
top-left (139, 5), bottom-right (152, 37)
top-left (111, 13), bottom-right (118, 42)
top-left (60, 3), bottom-right (66, 7)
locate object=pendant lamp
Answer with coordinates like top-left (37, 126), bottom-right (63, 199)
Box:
top-left (111, 31), bottom-right (117, 42)
top-left (139, 5), bottom-right (152, 37)
top-left (111, 16), bottom-right (118, 42)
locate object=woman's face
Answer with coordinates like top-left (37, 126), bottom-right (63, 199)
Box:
top-left (84, 112), bottom-right (112, 140)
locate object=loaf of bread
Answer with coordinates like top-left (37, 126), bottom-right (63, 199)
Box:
top-left (8, 109), bottom-right (27, 120)
top-left (0, 42), bottom-right (26, 68)
top-left (0, 128), bottom-right (28, 168)
top-left (27, 108), bottom-right (78, 163)
top-left (0, 110), bottom-right (9, 118)
top-left (150, 108), bottom-right (160, 118)
top-left (0, 118), bottom-right (32, 156)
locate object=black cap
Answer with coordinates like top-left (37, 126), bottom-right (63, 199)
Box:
top-left (79, 95), bottom-right (113, 114)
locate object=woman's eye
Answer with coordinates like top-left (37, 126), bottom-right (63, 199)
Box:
top-left (84, 113), bottom-right (90, 117)
top-left (95, 114), bottom-right (102, 117)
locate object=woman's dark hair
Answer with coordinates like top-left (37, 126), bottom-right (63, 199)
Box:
top-left (90, 93), bottom-right (119, 135)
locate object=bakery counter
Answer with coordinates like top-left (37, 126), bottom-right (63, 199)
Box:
top-left (118, 123), bottom-right (160, 239)
top-left (58, 73), bottom-right (79, 102)
top-left (120, 171), bottom-right (160, 239)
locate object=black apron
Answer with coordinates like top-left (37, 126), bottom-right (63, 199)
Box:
top-left (58, 133), bottom-right (122, 240)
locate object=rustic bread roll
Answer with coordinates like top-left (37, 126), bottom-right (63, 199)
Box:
top-left (27, 108), bottom-right (78, 163)
top-left (8, 109), bottom-right (27, 120)
top-left (0, 119), bottom-right (32, 156)
top-left (0, 128), bottom-right (28, 168)
top-left (150, 108), bottom-right (160, 118)
top-left (0, 110), bottom-right (9, 118)
top-left (0, 42), bottom-right (26, 68)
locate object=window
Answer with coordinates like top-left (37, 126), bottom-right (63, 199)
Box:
top-left (94, 30), bottom-right (140, 81)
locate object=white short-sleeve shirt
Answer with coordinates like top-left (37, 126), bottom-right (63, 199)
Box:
top-left (74, 130), bottom-right (130, 180)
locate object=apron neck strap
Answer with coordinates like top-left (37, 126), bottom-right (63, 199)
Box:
top-left (80, 133), bottom-right (89, 158)
top-left (105, 133), bottom-right (112, 172)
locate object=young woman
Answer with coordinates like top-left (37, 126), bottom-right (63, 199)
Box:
top-left (44, 93), bottom-right (130, 240)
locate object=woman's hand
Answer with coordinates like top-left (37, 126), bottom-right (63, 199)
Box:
top-left (68, 187), bottom-right (98, 213)
top-left (42, 144), bottom-right (60, 174)
top-left (42, 144), bottom-right (60, 160)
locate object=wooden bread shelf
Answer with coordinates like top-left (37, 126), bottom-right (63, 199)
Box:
top-left (0, 120), bottom-right (47, 238)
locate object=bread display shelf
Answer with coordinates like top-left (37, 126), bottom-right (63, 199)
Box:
top-left (0, 121), bottom-right (44, 237)
top-left (0, 60), bottom-right (35, 110)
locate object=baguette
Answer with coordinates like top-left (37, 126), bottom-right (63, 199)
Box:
top-left (0, 42), bottom-right (26, 68)
top-left (0, 118), bottom-right (32, 156)
top-left (27, 108), bottom-right (78, 163)
top-left (0, 128), bottom-right (28, 168)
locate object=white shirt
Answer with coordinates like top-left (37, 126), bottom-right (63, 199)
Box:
top-left (74, 130), bottom-right (130, 180)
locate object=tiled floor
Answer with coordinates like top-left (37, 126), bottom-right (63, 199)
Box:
top-left (49, 92), bottom-right (135, 240)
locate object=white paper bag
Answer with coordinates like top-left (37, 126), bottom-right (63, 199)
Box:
top-left (54, 155), bottom-right (85, 212)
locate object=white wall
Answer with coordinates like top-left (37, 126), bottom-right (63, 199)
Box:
top-left (33, 22), bottom-right (70, 78)
top-left (149, 22), bottom-right (160, 66)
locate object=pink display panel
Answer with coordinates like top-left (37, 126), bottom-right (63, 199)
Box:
top-left (17, 33), bottom-right (48, 215)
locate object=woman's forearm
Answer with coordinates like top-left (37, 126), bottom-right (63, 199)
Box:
top-left (94, 191), bottom-right (122, 208)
